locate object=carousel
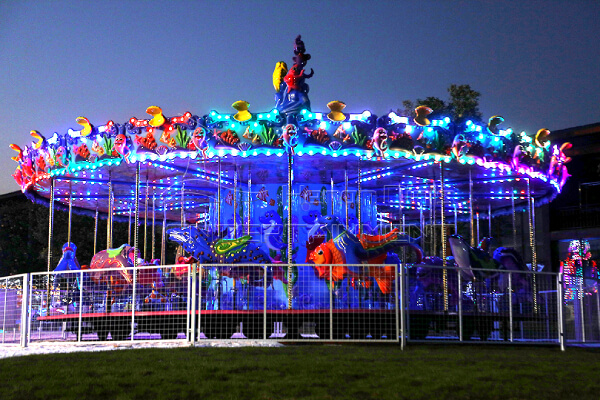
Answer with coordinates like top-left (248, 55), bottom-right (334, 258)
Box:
top-left (6, 36), bottom-right (572, 342)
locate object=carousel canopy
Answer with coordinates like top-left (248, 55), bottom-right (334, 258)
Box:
top-left (9, 36), bottom-right (571, 225)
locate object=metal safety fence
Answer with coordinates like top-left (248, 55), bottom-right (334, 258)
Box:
top-left (0, 263), bottom-right (594, 350)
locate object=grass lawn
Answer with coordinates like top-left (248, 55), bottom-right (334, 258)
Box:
top-left (0, 344), bottom-right (599, 399)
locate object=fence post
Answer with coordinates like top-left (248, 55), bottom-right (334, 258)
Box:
top-left (263, 266), bottom-right (267, 340)
top-left (78, 270), bottom-right (84, 342)
top-left (196, 264), bottom-right (203, 338)
top-left (20, 274), bottom-right (30, 347)
top-left (190, 264), bottom-right (197, 344)
top-left (557, 273), bottom-right (565, 351)
top-left (397, 263), bottom-right (403, 349)
top-left (2, 278), bottom-right (7, 343)
top-left (329, 264), bottom-right (333, 341)
top-left (26, 274), bottom-right (33, 345)
top-left (508, 272), bottom-right (513, 342)
top-left (130, 268), bottom-right (137, 341)
top-left (458, 270), bottom-right (463, 342)
top-left (579, 278), bottom-right (586, 343)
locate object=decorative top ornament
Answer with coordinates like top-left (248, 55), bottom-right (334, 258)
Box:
top-left (274, 35), bottom-right (314, 115)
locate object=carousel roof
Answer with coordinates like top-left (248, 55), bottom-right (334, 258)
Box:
top-left (8, 36), bottom-right (571, 224)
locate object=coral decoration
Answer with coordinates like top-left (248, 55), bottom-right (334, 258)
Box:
top-left (135, 131), bottom-right (158, 150)
top-left (308, 128), bottom-right (330, 144)
top-left (74, 143), bottom-right (90, 160)
top-left (219, 129), bottom-right (240, 145)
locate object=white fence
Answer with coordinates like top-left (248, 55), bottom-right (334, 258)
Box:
top-left (0, 264), bottom-right (588, 349)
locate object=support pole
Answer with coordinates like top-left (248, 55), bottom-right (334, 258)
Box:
top-left (106, 177), bottom-right (112, 249)
top-left (287, 152), bottom-right (293, 309)
top-left (247, 166), bottom-right (251, 236)
top-left (488, 203), bottom-right (492, 239)
top-left (440, 163), bottom-right (447, 311)
top-left (94, 208), bottom-right (98, 255)
top-left (476, 212), bottom-right (480, 244)
top-left (180, 184), bottom-right (185, 228)
top-left (161, 208), bottom-right (166, 265)
top-left (454, 203), bottom-right (458, 235)
top-left (67, 184), bottom-right (72, 244)
top-left (128, 206), bottom-right (132, 245)
top-left (527, 179), bottom-right (538, 312)
top-left (107, 177), bottom-right (113, 249)
top-left (217, 158), bottom-right (221, 234)
top-left (330, 173), bottom-right (334, 216)
top-left (144, 176), bottom-right (149, 260)
top-left (357, 160), bottom-right (362, 236)
top-left (132, 162), bottom-right (140, 341)
top-left (469, 169), bottom-right (474, 247)
top-left (345, 170), bottom-right (349, 230)
top-left (512, 191), bottom-right (517, 248)
top-left (46, 178), bottom-right (55, 311)
top-left (234, 166), bottom-right (238, 236)
top-left (152, 191), bottom-right (156, 261)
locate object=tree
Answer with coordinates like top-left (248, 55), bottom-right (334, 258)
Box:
top-left (400, 84), bottom-right (482, 122)
top-left (447, 84), bottom-right (482, 121)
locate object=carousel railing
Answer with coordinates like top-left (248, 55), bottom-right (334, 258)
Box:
top-left (0, 264), bottom-right (590, 349)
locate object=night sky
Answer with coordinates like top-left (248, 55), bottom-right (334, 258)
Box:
top-left (1, 0), bottom-right (598, 194)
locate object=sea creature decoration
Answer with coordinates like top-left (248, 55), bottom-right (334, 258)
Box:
top-left (9, 144), bottom-right (23, 162)
top-left (272, 61), bottom-right (288, 92)
top-left (486, 115), bottom-right (504, 135)
top-left (308, 215), bottom-right (423, 293)
top-left (259, 210), bottom-right (286, 252)
top-left (451, 133), bottom-right (472, 159)
top-left (30, 130), bottom-right (46, 149)
top-left (191, 127), bottom-right (208, 157)
top-left (135, 131), bottom-right (158, 151)
top-left (167, 226), bottom-right (286, 287)
top-left (73, 143), bottom-right (91, 161)
top-left (275, 35), bottom-right (313, 114)
top-left (146, 106), bottom-right (166, 128)
top-left (54, 242), bottom-right (81, 273)
top-left (89, 244), bottom-right (142, 290)
top-left (232, 100), bottom-right (252, 122)
top-left (218, 129), bottom-right (240, 146)
top-left (372, 127), bottom-right (388, 157)
top-left (307, 128), bottom-right (330, 144)
top-left (114, 133), bottom-right (132, 163)
top-left (448, 235), bottom-right (531, 292)
top-left (281, 124), bottom-right (298, 153)
top-left (327, 101), bottom-right (346, 122)
top-left (35, 155), bottom-right (47, 173)
top-left (257, 186), bottom-right (269, 203)
top-left (414, 106), bottom-right (433, 127)
top-left (55, 146), bottom-right (69, 168)
top-left (76, 116), bottom-right (93, 136)
top-left (91, 139), bottom-right (105, 157)
top-left (160, 129), bottom-right (177, 148)
top-left (224, 191), bottom-right (234, 206)
top-left (548, 142), bottom-right (572, 188)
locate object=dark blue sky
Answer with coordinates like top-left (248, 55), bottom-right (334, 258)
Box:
top-left (1, 0), bottom-right (599, 194)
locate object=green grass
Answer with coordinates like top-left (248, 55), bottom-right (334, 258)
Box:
top-left (1, 345), bottom-right (599, 399)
